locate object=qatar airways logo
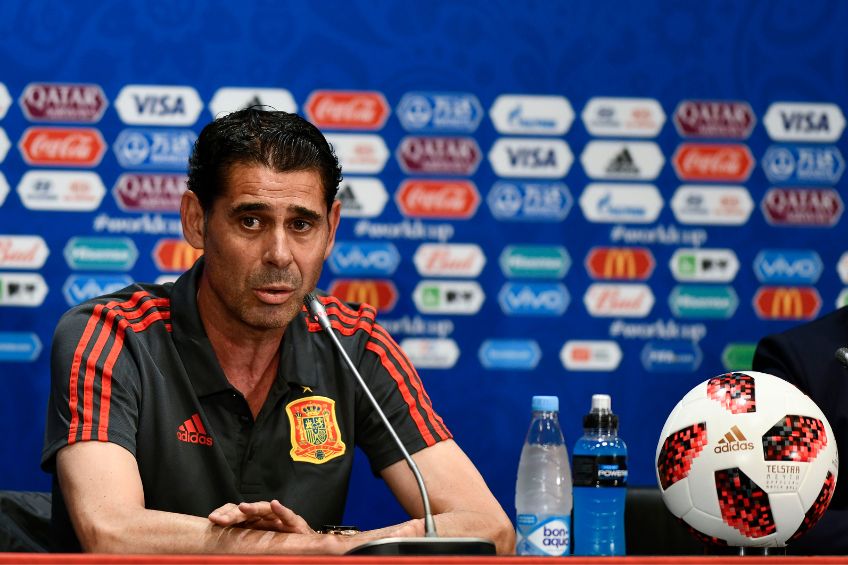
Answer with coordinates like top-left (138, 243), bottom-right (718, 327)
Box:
top-left (583, 283), bottom-right (654, 317)
top-left (413, 243), bottom-right (485, 277)
top-left (19, 83), bottom-right (108, 122)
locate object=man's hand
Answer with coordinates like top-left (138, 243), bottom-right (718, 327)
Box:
top-left (208, 500), bottom-right (315, 534)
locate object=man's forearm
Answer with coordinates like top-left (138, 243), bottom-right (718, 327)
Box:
top-left (433, 510), bottom-right (515, 555)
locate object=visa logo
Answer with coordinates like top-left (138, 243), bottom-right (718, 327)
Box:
top-left (328, 242), bottom-right (400, 276)
top-left (507, 147), bottom-right (557, 168)
top-left (133, 94), bottom-right (187, 116)
top-left (62, 275), bottom-right (133, 306)
top-left (498, 282), bottom-right (569, 316)
top-left (754, 250), bottom-right (822, 284)
top-left (781, 112), bottom-right (830, 132)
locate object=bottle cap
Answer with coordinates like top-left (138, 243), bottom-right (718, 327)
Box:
top-left (584, 393), bottom-right (618, 429)
top-left (531, 395), bottom-right (559, 412)
top-left (591, 394), bottom-right (612, 413)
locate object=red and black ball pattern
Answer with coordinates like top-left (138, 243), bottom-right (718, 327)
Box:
top-left (762, 415), bottom-right (827, 462)
top-left (715, 468), bottom-right (777, 539)
top-left (789, 471), bottom-right (836, 543)
top-left (658, 422), bottom-right (709, 490)
top-left (707, 372), bottom-right (756, 414)
top-left (677, 517), bottom-right (728, 547)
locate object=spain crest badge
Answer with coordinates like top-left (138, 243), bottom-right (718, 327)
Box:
top-left (285, 396), bottom-right (346, 464)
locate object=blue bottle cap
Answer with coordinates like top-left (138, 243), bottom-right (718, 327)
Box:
top-left (531, 395), bottom-right (559, 412)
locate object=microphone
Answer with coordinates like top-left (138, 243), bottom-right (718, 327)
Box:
top-left (303, 293), bottom-right (496, 555)
top-left (836, 347), bottom-right (848, 369)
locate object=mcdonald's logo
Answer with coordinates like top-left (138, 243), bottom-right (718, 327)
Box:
top-left (152, 238), bottom-right (203, 272)
top-left (585, 247), bottom-right (654, 280)
top-left (753, 286), bottom-right (821, 320)
top-left (328, 279), bottom-right (398, 313)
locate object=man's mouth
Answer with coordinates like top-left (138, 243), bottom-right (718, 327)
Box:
top-left (253, 286), bottom-right (295, 305)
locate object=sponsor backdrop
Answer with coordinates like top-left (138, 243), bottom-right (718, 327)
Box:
top-left (1, 0), bottom-right (847, 531)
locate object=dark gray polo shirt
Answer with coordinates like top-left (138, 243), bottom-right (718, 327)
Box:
top-left (42, 258), bottom-right (451, 551)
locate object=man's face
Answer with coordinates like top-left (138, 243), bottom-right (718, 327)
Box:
top-left (190, 162), bottom-right (340, 332)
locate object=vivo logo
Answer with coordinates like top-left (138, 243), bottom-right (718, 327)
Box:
top-left (328, 242), bottom-right (400, 276)
top-left (753, 250), bottom-right (823, 284)
top-left (498, 282), bottom-right (569, 316)
top-left (62, 274), bottom-right (133, 306)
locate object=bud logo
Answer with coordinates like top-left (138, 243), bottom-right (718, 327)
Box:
top-left (396, 136), bottom-right (481, 175)
top-left (337, 177), bottom-right (388, 218)
top-left (764, 102), bottom-right (846, 142)
top-left (722, 343), bottom-right (756, 371)
top-left (761, 145), bottom-right (844, 185)
top-left (0, 332), bottom-right (42, 362)
top-left (641, 340), bottom-right (702, 372)
top-left (208, 87), bottom-right (297, 117)
top-left (0, 236), bottom-right (49, 269)
top-left (487, 181), bottom-right (572, 222)
top-left (669, 285), bottom-right (739, 319)
top-left (153, 239), bottom-right (203, 272)
top-left (396, 180), bottom-right (479, 219)
top-left (328, 242), bottom-right (400, 276)
top-left (839, 252), bottom-right (848, 284)
top-left (413, 243), bottom-right (485, 277)
top-left (754, 250), bottom-right (822, 284)
top-left (17, 171), bottom-right (106, 211)
top-left (669, 248), bottom-right (739, 282)
top-left (754, 287), bottom-right (821, 320)
top-left (0, 273), bottom-right (48, 307)
top-left (114, 85), bottom-right (203, 126)
top-left (329, 279), bottom-right (398, 312)
top-left (396, 92), bottom-right (483, 132)
top-left (19, 127), bottom-right (106, 167)
top-left (64, 237), bottom-right (138, 271)
top-left (673, 100), bottom-right (755, 139)
top-left (113, 173), bottom-right (187, 212)
top-left (498, 282), bottom-right (569, 316)
top-left (413, 280), bottom-right (484, 315)
top-left (305, 90), bottom-right (389, 130)
top-left (583, 283), bottom-right (654, 318)
top-left (19, 82), bottom-right (107, 122)
top-left (488, 138), bottom-right (573, 178)
top-left (399, 338), bottom-right (459, 369)
top-left (62, 274), bottom-right (133, 306)
top-left (560, 340), bottom-right (622, 371)
top-left (761, 188), bottom-right (842, 227)
top-left (714, 426), bottom-right (754, 454)
top-left (579, 184), bottom-right (663, 224)
top-left (500, 245), bottom-right (570, 279)
top-left (478, 339), bottom-right (541, 370)
top-left (324, 133), bottom-right (389, 174)
top-left (580, 141), bottom-right (664, 180)
top-left (489, 95), bottom-right (574, 135)
top-left (585, 247), bottom-right (654, 280)
top-left (671, 185), bottom-right (754, 226)
top-left (672, 143), bottom-right (754, 182)
top-left (581, 97), bottom-right (666, 138)
top-left (113, 128), bottom-right (196, 170)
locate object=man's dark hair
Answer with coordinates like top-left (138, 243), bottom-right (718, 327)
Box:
top-left (187, 108), bottom-right (342, 212)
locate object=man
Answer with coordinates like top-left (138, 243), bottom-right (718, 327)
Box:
top-left (42, 108), bottom-right (513, 554)
top-left (753, 305), bottom-right (848, 554)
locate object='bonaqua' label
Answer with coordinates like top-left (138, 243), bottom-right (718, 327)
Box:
top-left (516, 514), bottom-right (570, 556)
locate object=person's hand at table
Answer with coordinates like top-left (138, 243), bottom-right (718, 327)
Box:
top-left (209, 500), bottom-right (316, 534)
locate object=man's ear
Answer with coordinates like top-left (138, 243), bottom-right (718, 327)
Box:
top-left (180, 190), bottom-right (205, 250)
top-left (323, 200), bottom-right (342, 261)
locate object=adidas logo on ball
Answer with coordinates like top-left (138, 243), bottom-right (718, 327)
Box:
top-left (714, 425), bottom-right (754, 453)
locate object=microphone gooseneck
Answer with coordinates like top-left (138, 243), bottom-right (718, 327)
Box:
top-left (303, 293), bottom-right (439, 538)
top-left (836, 347), bottom-right (848, 370)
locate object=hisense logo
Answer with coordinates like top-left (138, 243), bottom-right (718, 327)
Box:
top-left (714, 425), bottom-right (754, 453)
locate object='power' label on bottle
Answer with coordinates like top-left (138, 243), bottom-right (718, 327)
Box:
top-left (573, 455), bottom-right (627, 487)
top-left (515, 514), bottom-right (570, 556)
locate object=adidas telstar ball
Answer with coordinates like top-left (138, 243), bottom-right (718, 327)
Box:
top-left (656, 371), bottom-right (838, 547)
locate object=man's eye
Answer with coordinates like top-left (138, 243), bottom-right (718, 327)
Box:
top-left (241, 217), bottom-right (260, 229)
top-left (292, 219), bottom-right (312, 232)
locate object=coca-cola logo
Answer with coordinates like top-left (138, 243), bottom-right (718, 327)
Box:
top-left (396, 136), bottom-right (481, 175)
top-left (762, 188), bottom-right (843, 227)
top-left (672, 143), bottom-right (754, 182)
top-left (18, 127), bottom-right (106, 167)
top-left (19, 83), bottom-right (108, 122)
top-left (674, 100), bottom-right (756, 138)
top-left (113, 173), bottom-right (187, 212)
top-left (395, 180), bottom-right (480, 218)
top-left (305, 90), bottom-right (390, 130)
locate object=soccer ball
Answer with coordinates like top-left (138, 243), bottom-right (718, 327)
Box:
top-left (656, 371), bottom-right (838, 547)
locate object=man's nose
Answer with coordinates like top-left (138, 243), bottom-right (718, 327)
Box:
top-left (262, 228), bottom-right (294, 268)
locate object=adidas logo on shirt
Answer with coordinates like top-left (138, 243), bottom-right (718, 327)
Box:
top-left (177, 413), bottom-right (214, 446)
top-left (713, 424), bottom-right (753, 453)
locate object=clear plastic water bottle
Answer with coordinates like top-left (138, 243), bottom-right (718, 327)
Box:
top-left (572, 394), bottom-right (627, 556)
top-left (515, 395), bottom-right (572, 556)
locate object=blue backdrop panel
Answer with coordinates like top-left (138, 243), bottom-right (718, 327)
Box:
top-left (0, 0), bottom-right (846, 532)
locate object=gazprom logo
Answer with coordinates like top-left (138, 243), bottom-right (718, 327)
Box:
top-left (0, 332), bottom-right (42, 362)
top-left (62, 274), bottom-right (133, 306)
top-left (478, 339), bottom-right (541, 370)
top-left (753, 250), bottom-right (823, 284)
top-left (328, 242), bottom-right (400, 276)
top-left (641, 340), bottom-right (702, 372)
top-left (498, 282), bottom-right (569, 316)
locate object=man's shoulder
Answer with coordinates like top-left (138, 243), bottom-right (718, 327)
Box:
top-left (56, 281), bottom-right (174, 336)
top-left (304, 294), bottom-right (380, 335)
